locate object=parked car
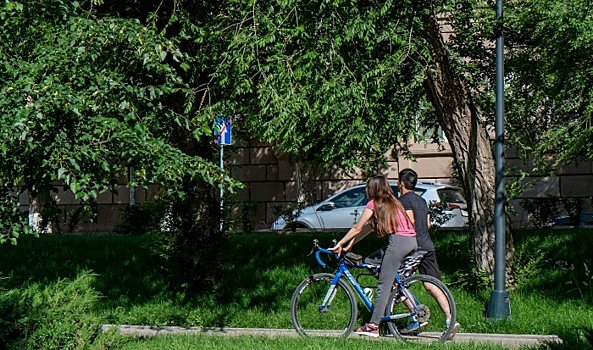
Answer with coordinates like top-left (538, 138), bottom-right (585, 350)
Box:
top-left (547, 212), bottom-right (593, 229)
top-left (271, 181), bottom-right (468, 231)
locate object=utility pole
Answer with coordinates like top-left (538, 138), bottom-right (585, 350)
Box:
top-left (487, 0), bottom-right (511, 321)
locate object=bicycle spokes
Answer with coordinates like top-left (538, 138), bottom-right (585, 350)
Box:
top-left (386, 275), bottom-right (457, 343)
top-left (291, 273), bottom-right (358, 337)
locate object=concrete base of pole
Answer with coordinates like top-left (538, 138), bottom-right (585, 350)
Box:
top-left (487, 290), bottom-right (511, 321)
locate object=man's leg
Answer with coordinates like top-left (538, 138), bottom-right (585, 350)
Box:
top-left (419, 251), bottom-right (460, 339)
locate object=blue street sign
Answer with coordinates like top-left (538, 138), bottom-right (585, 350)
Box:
top-left (213, 115), bottom-right (232, 145)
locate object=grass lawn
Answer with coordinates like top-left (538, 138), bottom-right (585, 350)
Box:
top-left (105, 334), bottom-right (523, 350)
top-left (1, 229), bottom-right (592, 349)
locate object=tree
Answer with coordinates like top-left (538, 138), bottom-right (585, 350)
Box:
top-left (438, 0), bottom-right (593, 271)
top-left (189, 1), bottom-right (434, 203)
top-left (418, 3), bottom-right (516, 275)
top-left (503, 0), bottom-right (593, 166)
top-left (7, 0), bottom-right (588, 281)
top-left (0, 1), bottom-right (238, 242)
top-left (180, 0), bottom-right (511, 276)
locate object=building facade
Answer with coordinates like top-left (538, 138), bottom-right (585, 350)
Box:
top-left (18, 140), bottom-right (593, 232)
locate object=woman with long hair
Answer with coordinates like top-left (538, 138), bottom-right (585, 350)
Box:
top-left (329, 174), bottom-right (417, 337)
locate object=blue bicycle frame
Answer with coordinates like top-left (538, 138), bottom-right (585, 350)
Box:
top-left (314, 247), bottom-right (422, 323)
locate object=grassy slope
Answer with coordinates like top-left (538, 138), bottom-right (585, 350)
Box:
top-left (110, 334), bottom-right (519, 350)
top-left (1, 229), bottom-right (592, 349)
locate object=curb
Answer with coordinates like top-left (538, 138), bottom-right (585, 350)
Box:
top-left (101, 325), bottom-right (563, 347)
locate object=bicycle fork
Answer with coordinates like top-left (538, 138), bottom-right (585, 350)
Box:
top-left (319, 285), bottom-right (339, 313)
top-left (317, 272), bottom-right (345, 313)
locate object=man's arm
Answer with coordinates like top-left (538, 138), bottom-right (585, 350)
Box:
top-left (406, 210), bottom-right (415, 225)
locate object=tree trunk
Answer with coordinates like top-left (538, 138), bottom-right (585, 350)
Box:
top-left (419, 12), bottom-right (514, 277)
top-left (295, 162), bottom-right (317, 206)
top-left (28, 185), bottom-right (53, 233)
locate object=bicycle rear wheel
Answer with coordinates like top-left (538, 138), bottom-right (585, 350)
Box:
top-left (385, 274), bottom-right (457, 343)
top-left (290, 273), bottom-right (358, 337)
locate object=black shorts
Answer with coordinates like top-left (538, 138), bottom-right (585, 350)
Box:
top-left (418, 250), bottom-right (442, 280)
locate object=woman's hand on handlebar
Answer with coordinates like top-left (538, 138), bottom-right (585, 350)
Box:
top-left (329, 240), bottom-right (354, 257)
top-left (328, 244), bottom-right (344, 256)
top-left (343, 239), bottom-right (355, 253)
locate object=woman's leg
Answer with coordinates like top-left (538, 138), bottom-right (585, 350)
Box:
top-left (369, 235), bottom-right (417, 325)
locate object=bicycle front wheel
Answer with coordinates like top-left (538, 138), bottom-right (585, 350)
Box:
top-left (386, 274), bottom-right (457, 343)
top-left (290, 273), bottom-right (358, 337)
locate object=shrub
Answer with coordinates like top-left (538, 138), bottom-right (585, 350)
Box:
top-left (521, 196), bottom-right (588, 228)
top-left (149, 183), bottom-right (227, 291)
top-left (271, 203), bottom-right (305, 231)
top-left (562, 197), bottom-right (585, 228)
top-left (0, 186), bottom-right (31, 245)
top-left (450, 265), bottom-right (493, 293)
top-left (520, 196), bottom-right (563, 228)
top-left (512, 243), bottom-right (549, 288)
top-left (240, 200), bottom-right (259, 232)
top-left (427, 201), bottom-right (454, 232)
top-left (114, 198), bottom-right (169, 235)
top-left (67, 203), bottom-right (98, 233)
top-left (583, 327), bottom-right (593, 347)
top-left (0, 271), bottom-right (104, 350)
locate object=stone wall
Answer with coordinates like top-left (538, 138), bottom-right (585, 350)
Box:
top-left (17, 141), bottom-right (592, 232)
top-left (18, 181), bottom-right (160, 233)
top-left (506, 147), bottom-right (593, 227)
top-left (227, 141), bottom-right (451, 229)
top-left (227, 141), bottom-right (593, 230)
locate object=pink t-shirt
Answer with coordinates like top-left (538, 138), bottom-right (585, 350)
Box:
top-left (365, 200), bottom-right (416, 237)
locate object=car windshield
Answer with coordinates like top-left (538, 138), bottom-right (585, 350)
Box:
top-left (331, 187), bottom-right (367, 208)
top-left (437, 188), bottom-right (466, 204)
top-left (323, 185), bottom-right (403, 208)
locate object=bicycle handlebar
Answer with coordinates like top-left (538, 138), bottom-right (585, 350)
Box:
top-left (309, 239), bottom-right (340, 268)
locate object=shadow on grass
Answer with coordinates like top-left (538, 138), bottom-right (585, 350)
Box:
top-left (432, 228), bottom-right (593, 306)
top-left (1, 229), bottom-right (592, 330)
top-left (530, 327), bottom-right (593, 350)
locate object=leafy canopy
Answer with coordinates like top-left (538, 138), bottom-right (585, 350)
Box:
top-left (167, 0), bottom-right (439, 172)
top-left (0, 0), bottom-right (239, 241)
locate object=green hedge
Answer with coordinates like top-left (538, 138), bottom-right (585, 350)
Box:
top-left (0, 271), bottom-right (105, 350)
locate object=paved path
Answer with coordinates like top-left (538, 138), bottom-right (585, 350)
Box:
top-left (101, 325), bottom-right (562, 348)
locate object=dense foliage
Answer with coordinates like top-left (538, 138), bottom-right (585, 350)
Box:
top-left (0, 271), bottom-right (105, 349)
top-left (206, 1), bottom-right (432, 171)
top-left (0, 186), bottom-right (30, 244)
top-left (0, 0), bottom-right (238, 237)
top-left (446, 0), bottom-right (593, 170)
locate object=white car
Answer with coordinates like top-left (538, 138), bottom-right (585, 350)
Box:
top-left (271, 181), bottom-right (469, 231)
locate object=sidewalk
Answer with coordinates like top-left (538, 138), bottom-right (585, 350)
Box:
top-left (100, 325), bottom-right (563, 348)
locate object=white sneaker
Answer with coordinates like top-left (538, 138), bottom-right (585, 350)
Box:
top-left (446, 320), bottom-right (461, 340)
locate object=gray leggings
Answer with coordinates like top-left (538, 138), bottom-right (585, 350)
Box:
top-left (368, 234), bottom-right (417, 324)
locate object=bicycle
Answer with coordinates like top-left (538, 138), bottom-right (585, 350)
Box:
top-left (290, 239), bottom-right (458, 343)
